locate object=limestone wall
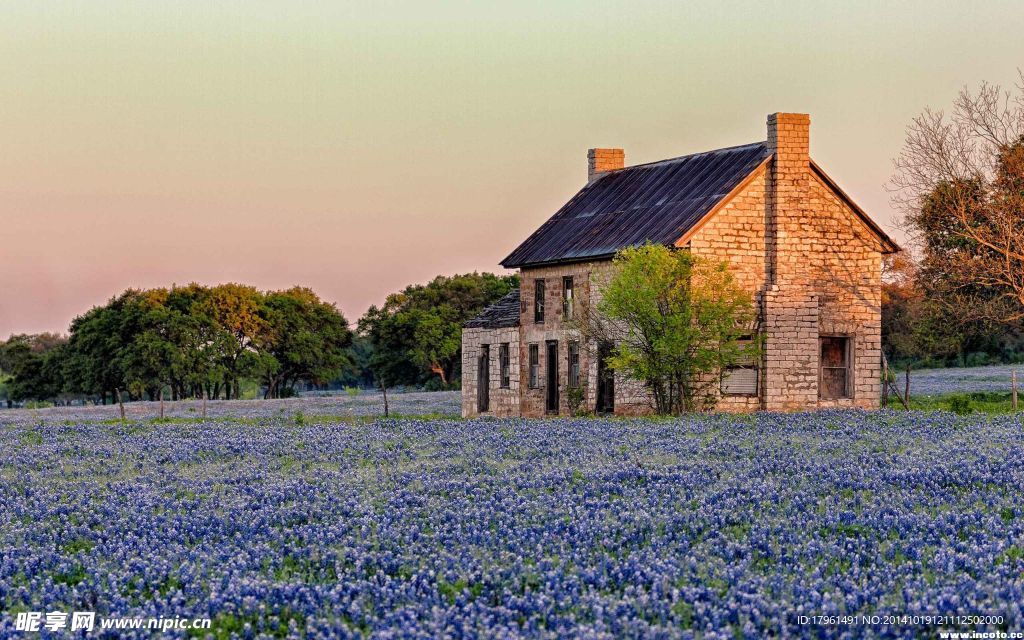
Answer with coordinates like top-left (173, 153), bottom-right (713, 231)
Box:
top-left (461, 326), bottom-right (521, 417)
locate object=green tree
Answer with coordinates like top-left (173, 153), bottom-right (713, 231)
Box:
top-left (575, 244), bottom-right (757, 414)
top-left (0, 333), bottom-right (68, 403)
top-left (260, 287), bottom-right (353, 398)
top-left (195, 283), bottom-right (272, 399)
top-left (358, 272), bottom-right (518, 387)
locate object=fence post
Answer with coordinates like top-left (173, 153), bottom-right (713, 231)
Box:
top-left (904, 366), bottom-right (911, 410)
top-left (1013, 370), bottom-right (1019, 411)
top-left (882, 357), bottom-right (889, 408)
top-left (116, 387), bottom-right (126, 421)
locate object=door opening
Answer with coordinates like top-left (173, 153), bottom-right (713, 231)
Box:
top-left (545, 340), bottom-right (559, 414)
top-left (596, 341), bottom-right (615, 414)
top-left (477, 345), bottom-right (490, 412)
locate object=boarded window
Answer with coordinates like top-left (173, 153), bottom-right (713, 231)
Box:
top-left (534, 280), bottom-right (545, 323)
top-left (820, 336), bottom-right (851, 399)
top-left (499, 344), bottom-right (510, 388)
top-left (568, 341), bottom-right (580, 387)
top-left (721, 337), bottom-right (758, 396)
top-left (562, 276), bottom-right (574, 320)
top-left (528, 344), bottom-right (540, 388)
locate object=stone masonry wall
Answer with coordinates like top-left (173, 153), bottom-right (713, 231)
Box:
top-left (685, 114), bottom-right (885, 411)
top-left (686, 169), bottom-right (768, 412)
top-left (518, 264), bottom-right (590, 418)
top-left (461, 326), bottom-right (521, 418)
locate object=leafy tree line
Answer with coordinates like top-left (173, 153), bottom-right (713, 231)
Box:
top-left (1, 284), bottom-right (352, 404)
top-left (1, 273), bottom-right (517, 404)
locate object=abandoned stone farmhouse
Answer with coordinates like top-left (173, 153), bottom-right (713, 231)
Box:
top-left (461, 113), bottom-right (899, 417)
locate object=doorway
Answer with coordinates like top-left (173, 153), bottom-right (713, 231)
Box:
top-left (596, 341), bottom-right (615, 414)
top-left (545, 340), bottom-right (559, 414)
top-left (477, 345), bottom-right (490, 412)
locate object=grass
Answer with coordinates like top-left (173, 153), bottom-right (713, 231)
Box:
top-left (885, 391), bottom-right (1021, 415)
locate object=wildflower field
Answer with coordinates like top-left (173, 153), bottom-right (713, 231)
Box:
top-left (1, 402), bottom-right (1022, 638)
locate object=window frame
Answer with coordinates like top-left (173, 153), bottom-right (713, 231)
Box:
top-left (819, 335), bottom-right (853, 400)
top-left (534, 279), bottom-right (545, 324)
top-left (528, 343), bottom-right (540, 389)
top-left (720, 336), bottom-right (759, 397)
top-left (567, 340), bottom-right (580, 388)
top-left (562, 276), bottom-right (574, 320)
top-left (498, 343), bottom-right (510, 389)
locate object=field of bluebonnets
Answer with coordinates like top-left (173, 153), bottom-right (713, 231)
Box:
top-left (1, 390), bottom-right (1023, 639)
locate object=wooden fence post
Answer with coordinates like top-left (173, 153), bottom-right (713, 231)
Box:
top-left (1013, 370), bottom-right (1019, 411)
top-left (202, 388), bottom-right (208, 420)
top-left (116, 387), bottom-right (126, 421)
top-left (904, 366), bottom-right (911, 410)
top-left (882, 357), bottom-right (889, 408)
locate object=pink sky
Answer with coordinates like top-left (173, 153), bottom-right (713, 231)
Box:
top-left (3, 1), bottom-right (1023, 335)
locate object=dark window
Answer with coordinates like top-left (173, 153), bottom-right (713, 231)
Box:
top-left (820, 336), bottom-right (851, 399)
top-left (721, 337), bottom-right (758, 396)
top-left (528, 344), bottom-right (540, 388)
top-left (499, 344), bottom-right (510, 388)
top-left (562, 276), bottom-right (574, 320)
top-left (568, 341), bottom-right (580, 387)
top-left (534, 279), bottom-right (545, 323)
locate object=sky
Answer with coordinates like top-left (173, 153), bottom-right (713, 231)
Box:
top-left (2, 0), bottom-right (1023, 335)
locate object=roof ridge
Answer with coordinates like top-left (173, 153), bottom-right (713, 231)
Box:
top-left (599, 141), bottom-right (766, 175)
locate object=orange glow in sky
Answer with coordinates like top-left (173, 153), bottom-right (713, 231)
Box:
top-left (3, 1), bottom-right (1023, 334)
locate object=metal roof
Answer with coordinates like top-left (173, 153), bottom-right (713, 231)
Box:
top-left (501, 142), bottom-right (771, 268)
top-left (464, 289), bottom-right (520, 329)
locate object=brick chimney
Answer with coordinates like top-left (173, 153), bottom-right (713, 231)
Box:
top-left (588, 148), bottom-right (624, 183)
top-left (765, 112), bottom-right (810, 286)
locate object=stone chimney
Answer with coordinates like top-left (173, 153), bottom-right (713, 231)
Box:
top-left (765, 112), bottom-right (810, 287)
top-left (762, 112), bottom-right (818, 411)
top-left (587, 148), bottom-right (624, 183)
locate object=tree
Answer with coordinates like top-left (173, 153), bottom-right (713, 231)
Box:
top-left (0, 333), bottom-right (68, 403)
top-left (574, 244), bottom-right (757, 414)
top-left (891, 73), bottom-right (1024, 323)
top-left (260, 287), bottom-right (353, 398)
top-left (358, 272), bottom-right (518, 387)
top-left (195, 284), bottom-right (273, 399)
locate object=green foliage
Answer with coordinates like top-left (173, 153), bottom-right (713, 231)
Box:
top-left (0, 334), bottom-right (67, 403)
top-left (884, 391), bottom-right (1019, 415)
top-left (947, 394), bottom-right (973, 415)
top-left (589, 244), bottom-right (758, 414)
top-left (5, 284), bottom-right (352, 403)
top-left (358, 272), bottom-right (518, 388)
top-left (565, 384), bottom-right (586, 416)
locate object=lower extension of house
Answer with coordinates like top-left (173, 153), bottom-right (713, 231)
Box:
top-left (462, 112), bottom-right (899, 417)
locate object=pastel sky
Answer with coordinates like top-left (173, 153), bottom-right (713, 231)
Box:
top-left (3, 1), bottom-right (1023, 334)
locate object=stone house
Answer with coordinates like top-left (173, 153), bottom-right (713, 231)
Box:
top-left (462, 113), bottom-right (899, 417)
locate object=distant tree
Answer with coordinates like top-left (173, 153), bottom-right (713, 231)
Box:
top-left (0, 333), bottom-right (68, 402)
top-left (358, 272), bottom-right (519, 387)
top-left (334, 335), bottom-right (376, 389)
top-left (195, 284), bottom-right (273, 399)
top-left (63, 293), bottom-right (137, 403)
top-left (573, 244), bottom-right (757, 414)
top-left (891, 73), bottom-right (1024, 324)
top-left (260, 287), bottom-right (353, 398)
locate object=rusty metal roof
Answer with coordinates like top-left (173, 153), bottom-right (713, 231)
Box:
top-left (464, 289), bottom-right (520, 329)
top-left (501, 142), bottom-right (770, 268)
